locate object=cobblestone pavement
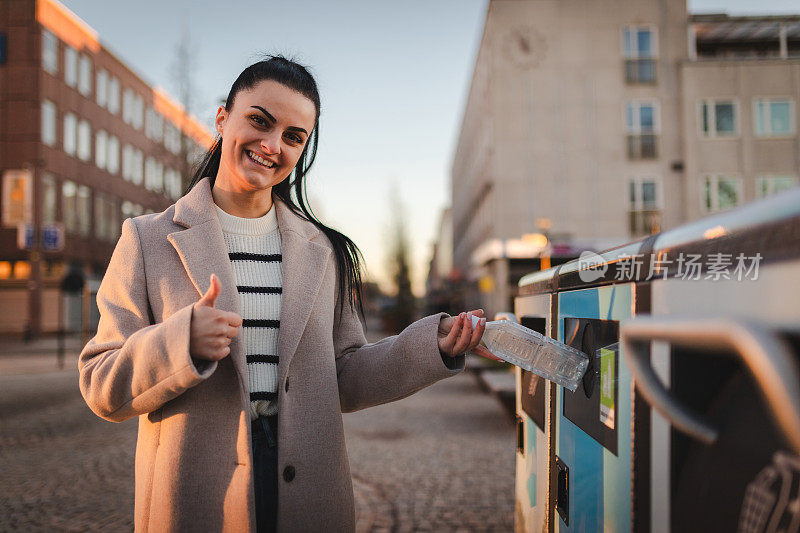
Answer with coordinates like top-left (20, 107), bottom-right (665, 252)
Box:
top-left (0, 352), bottom-right (515, 531)
top-left (344, 372), bottom-right (516, 532)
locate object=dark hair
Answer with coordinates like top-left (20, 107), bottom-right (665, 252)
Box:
top-left (184, 55), bottom-right (365, 321)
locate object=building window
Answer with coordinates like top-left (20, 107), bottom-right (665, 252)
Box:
top-left (107, 135), bottom-right (120, 175)
top-left (132, 148), bottom-right (143, 185)
top-left (78, 54), bottom-right (92, 96)
top-left (41, 100), bottom-right (56, 146)
top-left (625, 101), bottom-right (659, 159)
top-left (95, 193), bottom-right (107, 241)
top-left (165, 122), bottom-right (182, 154)
top-left (64, 45), bottom-right (77, 87)
top-left (146, 108), bottom-right (164, 142)
top-left (77, 120), bottom-right (91, 161)
top-left (107, 76), bottom-right (120, 114)
top-left (122, 146), bottom-right (144, 184)
top-left (62, 180), bottom-right (77, 233)
top-left (754, 99), bottom-right (795, 138)
top-left (133, 94), bottom-right (144, 130)
top-left (623, 25), bottom-right (657, 84)
top-left (95, 130), bottom-right (107, 169)
top-left (95, 193), bottom-right (118, 242)
top-left (703, 175), bottom-right (742, 213)
top-left (122, 201), bottom-right (144, 220)
top-left (42, 174), bottom-right (57, 226)
top-left (108, 196), bottom-right (119, 240)
top-left (96, 69), bottom-right (108, 108)
top-left (42, 30), bottom-right (58, 74)
top-left (628, 177), bottom-right (661, 235)
top-left (123, 90), bottom-right (144, 129)
top-left (63, 112), bottom-right (77, 155)
top-left (165, 168), bottom-right (182, 200)
top-left (756, 175), bottom-right (797, 198)
top-left (145, 157), bottom-right (164, 191)
top-left (77, 185), bottom-right (91, 237)
top-left (122, 144), bottom-right (132, 181)
top-left (699, 99), bottom-right (737, 138)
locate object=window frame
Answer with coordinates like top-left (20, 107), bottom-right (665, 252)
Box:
top-left (107, 135), bottom-right (120, 175)
top-left (63, 112), bottom-right (77, 155)
top-left (755, 174), bottom-right (798, 198)
top-left (701, 174), bottom-right (743, 213)
top-left (107, 76), bottom-right (120, 114)
top-left (77, 119), bottom-right (91, 162)
top-left (697, 98), bottom-right (740, 139)
top-left (629, 176), bottom-right (664, 211)
top-left (62, 180), bottom-right (77, 233)
top-left (42, 30), bottom-right (58, 74)
top-left (64, 45), bottom-right (77, 88)
top-left (95, 129), bottom-right (108, 170)
top-left (622, 25), bottom-right (658, 84)
top-left (753, 97), bottom-right (796, 138)
top-left (78, 54), bottom-right (92, 97)
top-left (96, 68), bottom-right (108, 108)
top-left (622, 25), bottom-right (659, 59)
top-left (41, 100), bottom-right (57, 147)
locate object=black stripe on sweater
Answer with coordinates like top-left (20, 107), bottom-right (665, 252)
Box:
top-left (250, 391), bottom-right (278, 402)
top-left (237, 286), bottom-right (282, 294)
top-left (246, 354), bottom-right (279, 364)
top-left (228, 252), bottom-right (282, 262)
top-left (242, 319), bottom-right (280, 328)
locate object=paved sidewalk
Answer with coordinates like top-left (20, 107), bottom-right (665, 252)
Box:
top-left (0, 332), bottom-right (517, 531)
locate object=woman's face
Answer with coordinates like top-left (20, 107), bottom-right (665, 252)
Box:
top-left (214, 79), bottom-right (317, 193)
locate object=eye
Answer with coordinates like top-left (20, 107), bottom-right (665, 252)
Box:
top-left (286, 133), bottom-right (303, 144)
top-left (249, 114), bottom-right (267, 127)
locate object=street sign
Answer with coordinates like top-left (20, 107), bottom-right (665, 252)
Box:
top-left (2, 169), bottom-right (33, 228)
top-left (42, 223), bottom-right (64, 251)
top-left (17, 223), bottom-right (35, 250)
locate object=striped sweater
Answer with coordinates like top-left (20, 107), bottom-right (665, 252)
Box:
top-left (214, 203), bottom-right (282, 420)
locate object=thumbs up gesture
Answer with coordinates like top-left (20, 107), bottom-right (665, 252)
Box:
top-left (189, 274), bottom-right (243, 361)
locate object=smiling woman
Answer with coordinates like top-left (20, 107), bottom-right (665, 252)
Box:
top-left (79, 55), bottom-right (491, 533)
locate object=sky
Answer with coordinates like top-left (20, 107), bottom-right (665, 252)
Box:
top-left (59, 0), bottom-right (800, 296)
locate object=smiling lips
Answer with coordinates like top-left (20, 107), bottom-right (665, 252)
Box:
top-left (246, 149), bottom-right (277, 169)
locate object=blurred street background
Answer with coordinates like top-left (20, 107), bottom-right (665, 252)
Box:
top-left (2, 0), bottom-right (800, 530)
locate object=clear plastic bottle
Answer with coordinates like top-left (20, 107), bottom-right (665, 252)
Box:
top-left (470, 315), bottom-right (589, 391)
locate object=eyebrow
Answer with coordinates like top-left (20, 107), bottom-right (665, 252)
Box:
top-left (250, 106), bottom-right (309, 135)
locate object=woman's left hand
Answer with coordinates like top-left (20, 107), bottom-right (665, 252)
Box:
top-left (438, 309), bottom-right (502, 361)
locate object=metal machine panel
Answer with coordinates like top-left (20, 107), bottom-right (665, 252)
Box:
top-left (556, 285), bottom-right (633, 533)
top-left (648, 260), bottom-right (800, 533)
top-left (514, 294), bottom-right (553, 533)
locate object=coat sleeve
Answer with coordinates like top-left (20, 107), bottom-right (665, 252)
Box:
top-left (78, 217), bottom-right (217, 423)
top-left (332, 269), bottom-right (465, 413)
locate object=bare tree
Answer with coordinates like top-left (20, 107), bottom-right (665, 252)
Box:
top-left (170, 26), bottom-right (198, 190)
top-left (383, 183), bottom-right (416, 333)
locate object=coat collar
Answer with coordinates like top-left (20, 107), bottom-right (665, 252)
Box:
top-left (168, 177), bottom-right (331, 403)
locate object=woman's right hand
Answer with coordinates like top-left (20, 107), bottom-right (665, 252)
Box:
top-left (190, 274), bottom-right (243, 361)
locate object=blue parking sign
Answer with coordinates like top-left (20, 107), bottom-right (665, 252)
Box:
top-left (42, 224), bottom-right (64, 251)
top-left (17, 223), bottom-right (34, 250)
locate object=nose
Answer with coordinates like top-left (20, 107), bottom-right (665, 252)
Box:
top-left (260, 131), bottom-right (281, 156)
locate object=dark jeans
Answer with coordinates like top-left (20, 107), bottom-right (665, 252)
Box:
top-left (252, 415), bottom-right (279, 533)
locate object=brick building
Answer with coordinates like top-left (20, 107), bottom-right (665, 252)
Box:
top-left (0, 0), bottom-right (213, 335)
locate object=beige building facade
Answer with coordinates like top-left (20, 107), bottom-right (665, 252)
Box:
top-left (447, 0), bottom-right (799, 317)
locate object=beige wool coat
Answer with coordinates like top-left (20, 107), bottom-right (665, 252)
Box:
top-left (78, 177), bottom-right (465, 532)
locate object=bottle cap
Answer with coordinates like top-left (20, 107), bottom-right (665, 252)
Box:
top-left (470, 314), bottom-right (481, 328)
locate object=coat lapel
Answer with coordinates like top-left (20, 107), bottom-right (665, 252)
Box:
top-left (167, 177), bottom-right (332, 404)
top-left (167, 178), bottom-right (245, 396)
top-left (274, 196), bottom-right (332, 385)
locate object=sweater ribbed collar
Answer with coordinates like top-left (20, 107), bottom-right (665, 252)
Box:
top-left (214, 202), bottom-right (278, 236)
